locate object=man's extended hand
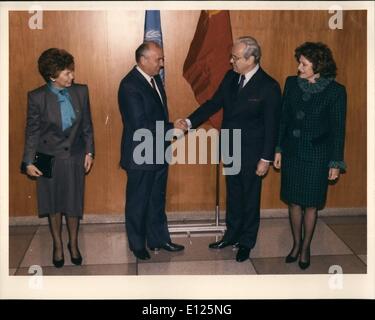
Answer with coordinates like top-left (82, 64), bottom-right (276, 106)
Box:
top-left (174, 119), bottom-right (188, 131)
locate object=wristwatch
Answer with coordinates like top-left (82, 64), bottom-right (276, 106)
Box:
top-left (87, 152), bottom-right (94, 159)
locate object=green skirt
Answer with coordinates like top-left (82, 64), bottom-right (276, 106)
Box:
top-left (280, 153), bottom-right (329, 209)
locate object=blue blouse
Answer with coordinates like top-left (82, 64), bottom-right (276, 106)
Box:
top-left (47, 82), bottom-right (76, 131)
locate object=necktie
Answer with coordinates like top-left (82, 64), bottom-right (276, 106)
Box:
top-left (238, 74), bottom-right (245, 94)
top-left (150, 78), bottom-right (163, 104)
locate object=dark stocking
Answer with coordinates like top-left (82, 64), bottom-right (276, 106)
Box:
top-left (66, 216), bottom-right (81, 258)
top-left (287, 203), bottom-right (303, 258)
top-left (301, 207), bottom-right (318, 263)
top-left (48, 213), bottom-right (63, 260)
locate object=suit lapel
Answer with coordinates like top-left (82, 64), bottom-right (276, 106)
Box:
top-left (154, 75), bottom-right (169, 120)
top-left (238, 67), bottom-right (263, 97)
top-left (67, 85), bottom-right (81, 121)
top-left (231, 73), bottom-right (240, 101)
top-left (133, 67), bottom-right (169, 120)
top-left (44, 85), bottom-right (63, 131)
top-left (133, 67), bottom-right (160, 104)
top-left (229, 69), bottom-right (264, 117)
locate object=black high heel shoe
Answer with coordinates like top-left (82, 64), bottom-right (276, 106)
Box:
top-left (285, 253), bottom-right (299, 263)
top-left (52, 247), bottom-right (64, 268)
top-left (298, 249), bottom-right (310, 270)
top-left (285, 247), bottom-right (300, 263)
top-left (67, 243), bottom-right (83, 266)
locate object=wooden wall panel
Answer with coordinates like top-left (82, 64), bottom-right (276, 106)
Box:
top-left (9, 10), bottom-right (366, 217)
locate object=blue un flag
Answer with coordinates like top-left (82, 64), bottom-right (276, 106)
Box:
top-left (144, 10), bottom-right (164, 83)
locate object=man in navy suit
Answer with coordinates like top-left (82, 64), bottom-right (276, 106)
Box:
top-left (177, 36), bottom-right (281, 262)
top-left (118, 41), bottom-right (184, 260)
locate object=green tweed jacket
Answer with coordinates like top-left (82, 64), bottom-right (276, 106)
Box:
top-left (276, 76), bottom-right (347, 170)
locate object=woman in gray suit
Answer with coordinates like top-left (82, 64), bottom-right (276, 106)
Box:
top-left (21, 48), bottom-right (95, 268)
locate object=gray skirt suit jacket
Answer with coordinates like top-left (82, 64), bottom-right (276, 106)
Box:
top-left (21, 83), bottom-right (94, 217)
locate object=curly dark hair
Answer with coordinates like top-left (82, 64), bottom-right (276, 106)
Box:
top-left (294, 42), bottom-right (337, 78)
top-left (38, 48), bottom-right (74, 82)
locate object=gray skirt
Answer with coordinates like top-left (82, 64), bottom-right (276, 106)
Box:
top-left (36, 152), bottom-right (86, 218)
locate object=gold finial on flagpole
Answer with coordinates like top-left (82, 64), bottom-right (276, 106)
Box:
top-left (206, 10), bottom-right (221, 18)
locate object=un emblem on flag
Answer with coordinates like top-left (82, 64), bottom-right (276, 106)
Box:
top-left (145, 30), bottom-right (162, 45)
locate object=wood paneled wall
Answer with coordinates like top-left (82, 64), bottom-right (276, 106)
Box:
top-left (9, 10), bottom-right (366, 217)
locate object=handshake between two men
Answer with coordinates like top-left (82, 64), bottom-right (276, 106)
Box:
top-left (173, 118), bottom-right (190, 132)
top-left (118, 38), bottom-right (280, 262)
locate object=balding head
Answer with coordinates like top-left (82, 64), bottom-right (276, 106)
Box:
top-left (135, 41), bottom-right (164, 76)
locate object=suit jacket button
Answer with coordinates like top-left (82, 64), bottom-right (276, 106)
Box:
top-left (292, 129), bottom-right (301, 138)
top-left (43, 140), bottom-right (47, 144)
top-left (64, 147), bottom-right (69, 151)
top-left (296, 110), bottom-right (305, 120)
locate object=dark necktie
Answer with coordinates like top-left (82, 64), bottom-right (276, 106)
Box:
top-left (238, 74), bottom-right (245, 94)
top-left (150, 78), bottom-right (163, 104)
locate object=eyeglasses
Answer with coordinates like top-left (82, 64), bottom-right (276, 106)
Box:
top-left (230, 55), bottom-right (243, 62)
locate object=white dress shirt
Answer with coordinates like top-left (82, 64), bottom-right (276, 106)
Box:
top-left (240, 63), bottom-right (259, 87)
top-left (136, 66), bottom-right (164, 104)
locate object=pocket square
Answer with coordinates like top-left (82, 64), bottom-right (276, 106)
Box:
top-left (248, 98), bottom-right (260, 102)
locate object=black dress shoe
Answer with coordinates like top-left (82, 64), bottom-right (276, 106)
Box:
top-left (52, 248), bottom-right (64, 268)
top-left (236, 246), bottom-right (251, 262)
top-left (209, 240), bottom-right (238, 249)
top-left (149, 242), bottom-right (184, 252)
top-left (133, 249), bottom-right (151, 260)
top-left (67, 243), bottom-right (83, 266)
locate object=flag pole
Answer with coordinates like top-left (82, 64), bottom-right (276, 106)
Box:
top-left (215, 162), bottom-right (220, 227)
top-left (169, 10), bottom-right (231, 234)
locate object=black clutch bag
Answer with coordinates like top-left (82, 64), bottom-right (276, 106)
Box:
top-left (21, 152), bottom-right (55, 178)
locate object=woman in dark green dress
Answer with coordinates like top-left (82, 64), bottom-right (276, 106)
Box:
top-left (274, 42), bottom-right (347, 269)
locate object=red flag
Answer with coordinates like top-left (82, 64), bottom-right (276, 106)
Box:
top-left (183, 10), bottom-right (233, 129)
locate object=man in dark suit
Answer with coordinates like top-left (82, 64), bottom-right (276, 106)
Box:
top-left (118, 41), bottom-right (184, 260)
top-left (177, 36), bottom-right (281, 262)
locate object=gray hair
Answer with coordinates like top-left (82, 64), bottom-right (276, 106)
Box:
top-left (235, 36), bottom-right (261, 63)
top-left (135, 41), bottom-right (161, 63)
